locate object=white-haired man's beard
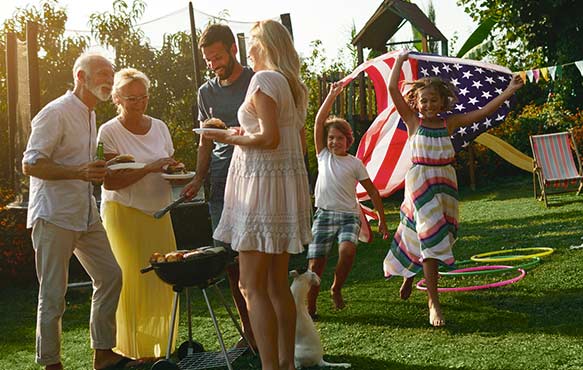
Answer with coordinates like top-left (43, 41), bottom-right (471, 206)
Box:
top-left (86, 81), bottom-right (112, 102)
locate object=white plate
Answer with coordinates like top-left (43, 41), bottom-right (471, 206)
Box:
top-left (108, 162), bottom-right (146, 170)
top-left (161, 171), bottom-right (195, 180)
top-left (192, 128), bottom-right (235, 134)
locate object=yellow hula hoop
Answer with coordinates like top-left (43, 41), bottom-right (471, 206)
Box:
top-left (470, 247), bottom-right (555, 262)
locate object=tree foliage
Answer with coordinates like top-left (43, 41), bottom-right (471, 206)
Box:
top-left (0, 0), bottom-right (199, 171)
top-left (455, 16), bottom-right (497, 58)
top-left (1, 0), bottom-right (362, 182)
top-left (0, 0), bottom-right (89, 179)
top-left (456, 0), bottom-right (583, 111)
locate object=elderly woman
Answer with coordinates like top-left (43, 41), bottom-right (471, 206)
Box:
top-left (97, 68), bottom-right (179, 360)
top-left (204, 20), bottom-right (312, 370)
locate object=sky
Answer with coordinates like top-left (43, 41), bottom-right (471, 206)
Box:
top-left (0, 0), bottom-right (477, 64)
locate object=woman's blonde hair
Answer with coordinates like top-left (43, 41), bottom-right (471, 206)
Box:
top-left (249, 20), bottom-right (307, 111)
top-left (112, 68), bottom-right (150, 113)
top-left (323, 116), bottom-right (354, 149)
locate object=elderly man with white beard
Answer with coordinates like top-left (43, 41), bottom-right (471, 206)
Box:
top-left (22, 51), bottom-right (133, 370)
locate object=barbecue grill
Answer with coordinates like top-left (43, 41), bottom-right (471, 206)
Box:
top-left (141, 246), bottom-right (255, 370)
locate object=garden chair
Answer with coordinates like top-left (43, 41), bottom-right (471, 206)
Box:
top-left (529, 130), bottom-right (583, 207)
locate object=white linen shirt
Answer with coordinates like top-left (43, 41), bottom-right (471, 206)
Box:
top-left (23, 90), bottom-right (101, 231)
top-left (314, 148), bottom-right (370, 214)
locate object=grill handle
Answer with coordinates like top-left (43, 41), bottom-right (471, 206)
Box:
top-left (140, 266), bottom-right (154, 273)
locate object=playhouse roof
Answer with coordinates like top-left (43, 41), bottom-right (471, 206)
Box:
top-left (352, 0), bottom-right (447, 51)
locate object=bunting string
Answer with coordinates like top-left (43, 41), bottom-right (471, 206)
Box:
top-left (518, 59), bottom-right (583, 83)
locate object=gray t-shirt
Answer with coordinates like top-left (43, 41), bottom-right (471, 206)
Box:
top-left (198, 67), bottom-right (254, 181)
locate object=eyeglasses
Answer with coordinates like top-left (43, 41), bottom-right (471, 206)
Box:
top-left (120, 95), bottom-right (149, 103)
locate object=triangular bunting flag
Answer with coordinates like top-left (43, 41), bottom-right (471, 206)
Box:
top-left (548, 66), bottom-right (557, 80)
top-left (540, 67), bottom-right (549, 81)
top-left (519, 71), bottom-right (527, 83)
top-left (575, 61), bottom-right (583, 77)
top-left (533, 69), bottom-right (540, 83)
top-left (526, 70), bottom-right (534, 82)
top-left (556, 65), bottom-right (563, 79)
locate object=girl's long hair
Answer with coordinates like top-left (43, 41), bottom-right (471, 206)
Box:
top-left (403, 77), bottom-right (458, 112)
top-left (250, 20), bottom-right (307, 113)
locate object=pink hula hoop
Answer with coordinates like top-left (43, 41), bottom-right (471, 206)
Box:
top-left (416, 265), bottom-right (526, 292)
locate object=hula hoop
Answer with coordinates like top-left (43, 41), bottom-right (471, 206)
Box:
top-left (440, 259), bottom-right (473, 271)
top-left (470, 247), bottom-right (554, 263)
top-left (439, 257), bottom-right (541, 276)
top-left (439, 256), bottom-right (519, 271)
top-left (416, 265), bottom-right (526, 292)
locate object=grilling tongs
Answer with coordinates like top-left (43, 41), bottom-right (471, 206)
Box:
top-left (153, 195), bottom-right (187, 219)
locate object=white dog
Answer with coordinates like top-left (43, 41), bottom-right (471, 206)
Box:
top-left (290, 269), bottom-right (351, 368)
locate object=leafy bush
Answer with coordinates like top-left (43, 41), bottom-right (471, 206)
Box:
top-left (455, 101), bottom-right (583, 186)
top-left (0, 184), bottom-right (35, 287)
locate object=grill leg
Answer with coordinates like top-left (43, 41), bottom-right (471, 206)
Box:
top-left (185, 287), bottom-right (196, 356)
top-left (166, 291), bottom-right (180, 360)
top-left (212, 283), bottom-right (256, 356)
top-left (201, 288), bottom-right (233, 370)
top-left (186, 288), bottom-right (192, 340)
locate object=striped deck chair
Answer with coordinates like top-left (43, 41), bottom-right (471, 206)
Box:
top-left (530, 130), bottom-right (583, 207)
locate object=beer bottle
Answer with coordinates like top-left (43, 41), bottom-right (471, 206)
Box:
top-left (93, 142), bottom-right (105, 186)
top-left (96, 142), bottom-right (105, 160)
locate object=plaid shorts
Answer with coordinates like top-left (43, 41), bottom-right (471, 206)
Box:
top-left (307, 208), bottom-right (361, 259)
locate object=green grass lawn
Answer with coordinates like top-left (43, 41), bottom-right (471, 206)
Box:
top-left (2, 176), bottom-right (583, 370)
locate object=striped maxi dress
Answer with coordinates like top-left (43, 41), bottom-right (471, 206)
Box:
top-left (383, 120), bottom-right (458, 278)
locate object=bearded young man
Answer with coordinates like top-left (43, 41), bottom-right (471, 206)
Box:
top-left (181, 24), bottom-right (256, 349)
top-left (22, 52), bottom-right (136, 370)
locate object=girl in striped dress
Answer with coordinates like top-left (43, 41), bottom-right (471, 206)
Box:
top-left (383, 51), bottom-right (523, 326)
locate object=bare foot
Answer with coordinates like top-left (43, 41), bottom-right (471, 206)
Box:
top-left (331, 289), bottom-right (346, 310)
top-left (400, 276), bottom-right (414, 300)
top-left (429, 304), bottom-right (445, 327)
top-left (46, 363), bottom-right (64, 370)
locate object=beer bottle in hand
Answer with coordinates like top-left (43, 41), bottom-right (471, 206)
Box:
top-left (93, 142), bottom-right (105, 185)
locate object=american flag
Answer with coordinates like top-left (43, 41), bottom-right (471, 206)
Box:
top-left (340, 51), bottom-right (514, 242)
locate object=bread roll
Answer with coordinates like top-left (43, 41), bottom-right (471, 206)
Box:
top-left (109, 154), bottom-right (135, 164)
top-left (164, 163), bottom-right (187, 174)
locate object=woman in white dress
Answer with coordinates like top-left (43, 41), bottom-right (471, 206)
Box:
top-left (203, 19), bottom-right (312, 370)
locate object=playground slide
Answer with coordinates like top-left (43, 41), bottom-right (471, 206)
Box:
top-left (474, 133), bottom-right (533, 173)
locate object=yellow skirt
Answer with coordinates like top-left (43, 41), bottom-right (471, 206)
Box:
top-left (103, 201), bottom-right (178, 359)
